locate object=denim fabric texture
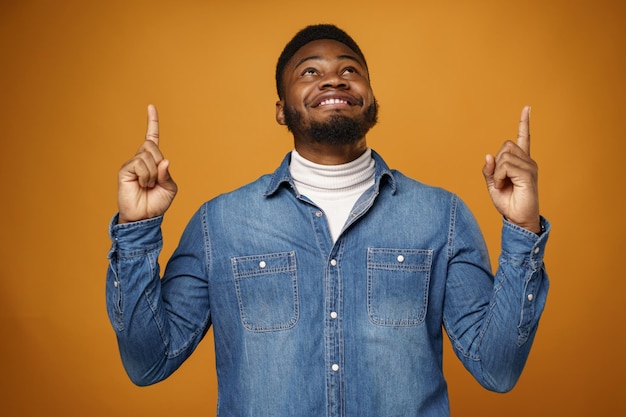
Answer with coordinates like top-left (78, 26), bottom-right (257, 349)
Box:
top-left (107, 150), bottom-right (550, 417)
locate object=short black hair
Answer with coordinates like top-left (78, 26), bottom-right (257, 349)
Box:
top-left (275, 24), bottom-right (368, 99)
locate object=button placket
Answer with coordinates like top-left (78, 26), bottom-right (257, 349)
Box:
top-left (324, 246), bottom-right (343, 413)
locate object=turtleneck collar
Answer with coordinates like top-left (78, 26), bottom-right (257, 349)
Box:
top-left (290, 148), bottom-right (375, 193)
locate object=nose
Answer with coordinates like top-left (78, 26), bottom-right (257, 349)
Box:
top-left (319, 72), bottom-right (348, 89)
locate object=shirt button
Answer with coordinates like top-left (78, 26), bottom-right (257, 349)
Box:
top-left (113, 281), bottom-right (119, 288)
top-left (330, 259), bottom-right (337, 266)
top-left (397, 255), bottom-right (405, 263)
top-left (527, 293), bottom-right (534, 301)
top-left (315, 211), bottom-right (323, 217)
top-left (533, 247), bottom-right (540, 254)
top-left (332, 364), bottom-right (339, 372)
top-left (330, 311), bottom-right (338, 319)
top-left (259, 261), bottom-right (267, 269)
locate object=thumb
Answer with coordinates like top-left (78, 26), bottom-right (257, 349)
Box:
top-left (482, 154), bottom-right (496, 189)
top-left (157, 159), bottom-right (177, 191)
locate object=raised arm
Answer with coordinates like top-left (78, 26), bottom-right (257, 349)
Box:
top-left (443, 107), bottom-right (549, 391)
top-left (107, 106), bottom-right (210, 386)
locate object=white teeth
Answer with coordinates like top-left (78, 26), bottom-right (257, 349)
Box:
top-left (319, 98), bottom-right (348, 106)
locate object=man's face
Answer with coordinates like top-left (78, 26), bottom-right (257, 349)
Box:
top-left (276, 39), bottom-right (378, 145)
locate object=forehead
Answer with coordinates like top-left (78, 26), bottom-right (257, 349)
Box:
top-left (287, 39), bottom-right (367, 71)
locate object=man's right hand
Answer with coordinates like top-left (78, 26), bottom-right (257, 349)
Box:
top-left (117, 104), bottom-right (178, 224)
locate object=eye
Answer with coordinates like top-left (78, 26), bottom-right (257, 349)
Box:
top-left (301, 67), bottom-right (319, 76)
top-left (342, 66), bottom-right (358, 75)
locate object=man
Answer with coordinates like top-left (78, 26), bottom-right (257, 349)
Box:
top-left (107, 24), bottom-right (549, 416)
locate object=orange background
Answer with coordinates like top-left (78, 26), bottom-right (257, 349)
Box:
top-left (1, 0), bottom-right (624, 416)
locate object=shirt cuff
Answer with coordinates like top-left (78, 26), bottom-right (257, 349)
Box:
top-left (501, 216), bottom-right (550, 267)
top-left (108, 213), bottom-right (164, 253)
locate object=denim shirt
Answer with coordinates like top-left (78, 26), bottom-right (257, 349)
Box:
top-left (107, 150), bottom-right (549, 417)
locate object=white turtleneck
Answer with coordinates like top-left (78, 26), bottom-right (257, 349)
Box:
top-left (289, 148), bottom-right (376, 242)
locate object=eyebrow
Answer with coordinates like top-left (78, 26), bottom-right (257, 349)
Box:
top-left (292, 54), bottom-right (364, 70)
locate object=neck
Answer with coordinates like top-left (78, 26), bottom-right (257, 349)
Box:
top-left (293, 138), bottom-right (368, 165)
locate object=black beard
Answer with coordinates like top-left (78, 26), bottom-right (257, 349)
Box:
top-left (283, 100), bottom-right (378, 145)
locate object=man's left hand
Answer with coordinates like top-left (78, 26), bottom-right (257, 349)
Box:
top-left (482, 106), bottom-right (541, 233)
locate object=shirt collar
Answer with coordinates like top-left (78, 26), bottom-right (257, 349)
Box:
top-left (264, 149), bottom-right (397, 197)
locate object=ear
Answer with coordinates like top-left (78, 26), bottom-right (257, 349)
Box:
top-left (276, 100), bottom-right (286, 125)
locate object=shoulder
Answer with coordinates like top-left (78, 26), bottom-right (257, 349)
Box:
top-left (204, 173), bottom-right (275, 208)
top-left (390, 169), bottom-right (457, 202)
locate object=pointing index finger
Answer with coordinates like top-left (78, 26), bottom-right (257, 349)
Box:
top-left (145, 104), bottom-right (160, 146)
top-left (517, 105), bottom-right (531, 156)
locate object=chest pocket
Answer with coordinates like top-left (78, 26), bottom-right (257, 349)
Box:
top-left (367, 248), bottom-right (433, 327)
top-left (231, 251), bottom-right (299, 332)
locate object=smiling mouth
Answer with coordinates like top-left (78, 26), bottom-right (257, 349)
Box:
top-left (318, 98), bottom-right (350, 107)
